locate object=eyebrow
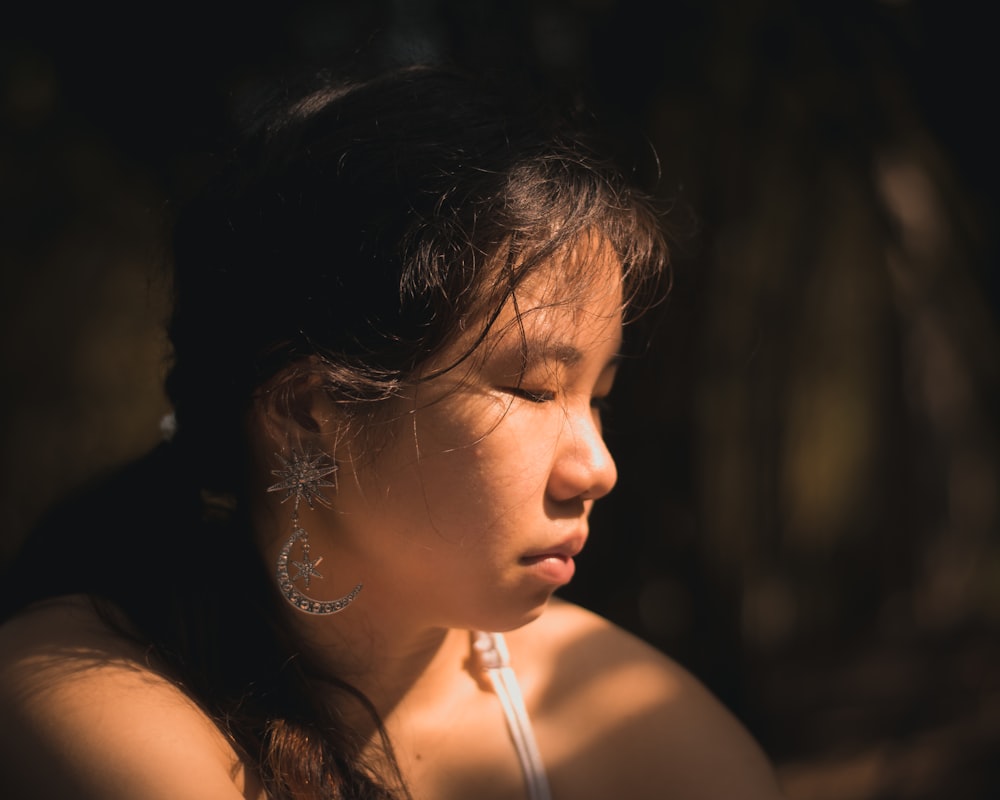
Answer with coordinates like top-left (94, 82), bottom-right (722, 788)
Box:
top-left (494, 339), bottom-right (623, 373)
top-left (538, 342), bottom-right (584, 368)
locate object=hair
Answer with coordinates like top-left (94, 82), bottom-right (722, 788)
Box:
top-left (3, 65), bottom-right (668, 799)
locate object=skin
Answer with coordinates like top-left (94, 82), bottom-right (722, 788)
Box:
top-left (264, 258), bottom-right (625, 655)
top-left (0, 248), bottom-right (784, 799)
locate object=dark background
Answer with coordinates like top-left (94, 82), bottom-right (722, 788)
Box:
top-left (2, 2), bottom-right (998, 798)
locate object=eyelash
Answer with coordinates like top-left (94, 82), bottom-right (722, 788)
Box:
top-left (504, 387), bottom-right (612, 412)
top-left (506, 387), bottom-right (556, 403)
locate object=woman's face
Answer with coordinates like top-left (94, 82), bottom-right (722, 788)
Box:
top-left (299, 253), bottom-right (624, 633)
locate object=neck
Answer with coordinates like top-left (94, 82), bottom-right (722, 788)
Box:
top-left (285, 598), bottom-right (478, 734)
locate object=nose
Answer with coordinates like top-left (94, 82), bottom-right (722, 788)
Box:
top-left (547, 403), bottom-right (618, 503)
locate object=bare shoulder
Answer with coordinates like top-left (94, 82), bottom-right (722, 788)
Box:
top-left (0, 596), bottom-right (250, 800)
top-left (507, 599), bottom-right (784, 800)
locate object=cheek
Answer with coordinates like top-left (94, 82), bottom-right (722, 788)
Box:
top-left (458, 412), bottom-right (561, 503)
top-left (387, 392), bottom-right (564, 525)
top-left (418, 393), bottom-right (510, 450)
top-left (410, 420), bottom-right (556, 531)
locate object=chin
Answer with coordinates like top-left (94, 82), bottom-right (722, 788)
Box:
top-left (478, 590), bottom-right (554, 633)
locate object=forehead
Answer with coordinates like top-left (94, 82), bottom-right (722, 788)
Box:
top-left (497, 236), bottom-right (623, 329)
top-left (470, 243), bottom-right (625, 371)
top-left (418, 236), bottom-right (624, 382)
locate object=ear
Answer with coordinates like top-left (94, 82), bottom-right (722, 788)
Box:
top-left (252, 361), bottom-right (343, 452)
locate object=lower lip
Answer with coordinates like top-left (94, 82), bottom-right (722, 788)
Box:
top-left (520, 554), bottom-right (576, 585)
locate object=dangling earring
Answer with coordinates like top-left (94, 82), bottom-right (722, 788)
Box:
top-left (268, 449), bottom-right (363, 615)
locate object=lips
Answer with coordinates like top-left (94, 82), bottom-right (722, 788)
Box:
top-left (519, 532), bottom-right (586, 565)
top-left (519, 539), bottom-right (582, 585)
top-left (520, 552), bottom-right (570, 567)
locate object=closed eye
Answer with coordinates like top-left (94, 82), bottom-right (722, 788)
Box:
top-left (503, 387), bottom-right (556, 403)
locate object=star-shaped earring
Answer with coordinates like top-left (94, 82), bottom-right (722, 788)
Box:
top-left (290, 552), bottom-right (324, 588)
top-left (267, 450), bottom-right (337, 512)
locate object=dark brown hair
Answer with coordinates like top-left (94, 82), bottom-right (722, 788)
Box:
top-left (6, 65), bottom-right (669, 799)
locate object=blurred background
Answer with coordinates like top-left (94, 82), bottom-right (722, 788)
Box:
top-left (1, 1), bottom-right (997, 797)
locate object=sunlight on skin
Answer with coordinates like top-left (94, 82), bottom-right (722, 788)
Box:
top-left (0, 597), bottom-right (252, 800)
top-left (0, 239), bottom-right (783, 800)
top-left (507, 601), bottom-right (784, 800)
top-left (250, 242), bottom-right (626, 659)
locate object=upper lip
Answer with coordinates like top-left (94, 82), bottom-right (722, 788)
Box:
top-left (521, 531), bottom-right (587, 561)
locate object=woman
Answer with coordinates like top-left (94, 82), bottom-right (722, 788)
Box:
top-left (0, 66), bottom-right (782, 799)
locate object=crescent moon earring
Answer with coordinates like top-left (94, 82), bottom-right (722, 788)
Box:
top-left (268, 448), bottom-right (363, 615)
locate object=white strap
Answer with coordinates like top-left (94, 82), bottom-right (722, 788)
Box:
top-left (473, 631), bottom-right (552, 800)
